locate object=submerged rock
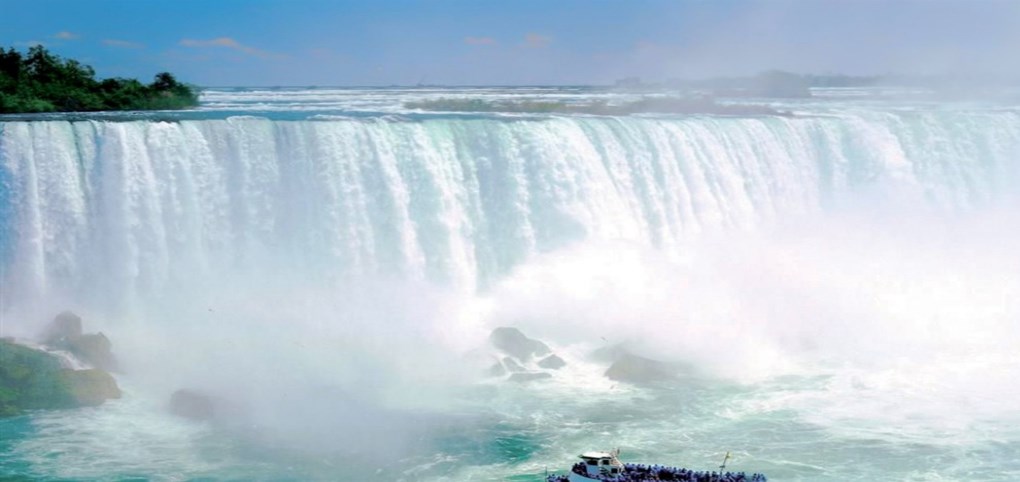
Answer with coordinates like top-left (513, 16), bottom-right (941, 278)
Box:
top-left (169, 389), bottom-right (217, 421)
top-left (537, 354), bottom-right (567, 370)
top-left (589, 343), bottom-right (630, 363)
top-left (0, 339), bottom-right (121, 417)
top-left (487, 361), bottom-right (507, 377)
top-left (502, 357), bottom-right (525, 373)
top-left (508, 372), bottom-right (553, 383)
top-left (604, 353), bottom-right (675, 384)
top-left (489, 327), bottom-right (551, 361)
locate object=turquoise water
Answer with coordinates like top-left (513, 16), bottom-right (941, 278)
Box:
top-left (1, 87), bottom-right (1019, 480)
top-left (4, 375), bottom-right (1018, 480)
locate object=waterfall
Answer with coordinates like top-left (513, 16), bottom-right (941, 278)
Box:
top-left (2, 111), bottom-right (1018, 307)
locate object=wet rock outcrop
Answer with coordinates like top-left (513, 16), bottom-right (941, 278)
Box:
top-left (485, 327), bottom-right (567, 383)
top-left (42, 311), bottom-right (118, 371)
top-left (0, 339), bottom-right (121, 417)
top-left (41, 311), bottom-right (83, 345)
top-left (592, 343), bottom-right (683, 384)
top-left (604, 353), bottom-right (676, 383)
top-left (169, 389), bottom-right (217, 421)
top-left (489, 327), bottom-right (551, 361)
top-left (537, 354), bottom-right (566, 370)
top-left (57, 368), bottom-right (121, 406)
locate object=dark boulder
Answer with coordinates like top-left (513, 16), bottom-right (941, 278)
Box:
top-left (66, 333), bottom-right (117, 371)
top-left (590, 343), bottom-right (630, 363)
top-left (42, 311), bottom-right (83, 345)
top-left (489, 327), bottom-right (550, 361)
top-left (169, 389), bottom-right (217, 421)
top-left (537, 354), bottom-right (566, 370)
top-left (604, 353), bottom-right (675, 384)
top-left (40, 312), bottom-right (117, 371)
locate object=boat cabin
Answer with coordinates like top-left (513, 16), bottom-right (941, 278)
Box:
top-left (577, 451), bottom-right (623, 478)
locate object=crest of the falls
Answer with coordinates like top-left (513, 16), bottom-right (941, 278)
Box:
top-left (1, 110), bottom-right (1018, 308)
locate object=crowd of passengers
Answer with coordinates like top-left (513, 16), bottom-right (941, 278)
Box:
top-left (545, 462), bottom-right (767, 482)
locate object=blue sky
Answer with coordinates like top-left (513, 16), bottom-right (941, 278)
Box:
top-left (3, 0), bottom-right (1019, 86)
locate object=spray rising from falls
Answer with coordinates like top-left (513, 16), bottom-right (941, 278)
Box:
top-left (1, 111), bottom-right (1018, 311)
top-left (3, 105), bottom-right (1020, 481)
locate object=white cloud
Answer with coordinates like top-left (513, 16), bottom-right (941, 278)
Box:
top-left (179, 37), bottom-right (276, 58)
top-left (53, 31), bottom-right (79, 40)
top-left (103, 39), bottom-right (144, 49)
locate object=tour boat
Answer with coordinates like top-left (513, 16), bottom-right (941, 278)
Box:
top-left (545, 449), bottom-right (767, 482)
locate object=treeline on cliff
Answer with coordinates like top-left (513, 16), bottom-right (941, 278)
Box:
top-left (0, 45), bottom-right (199, 113)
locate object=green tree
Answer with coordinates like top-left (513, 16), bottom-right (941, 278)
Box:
top-left (0, 45), bottom-right (199, 113)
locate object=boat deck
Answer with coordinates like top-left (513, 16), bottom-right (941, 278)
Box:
top-left (546, 462), bottom-right (767, 482)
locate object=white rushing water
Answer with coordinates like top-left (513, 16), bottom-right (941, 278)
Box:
top-left (1, 88), bottom-right (1020, 481)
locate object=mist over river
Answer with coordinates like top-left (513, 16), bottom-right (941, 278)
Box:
top-left (2, 87), bottom-right (1019, 481)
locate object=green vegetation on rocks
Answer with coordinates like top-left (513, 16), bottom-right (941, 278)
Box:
top-left (0, 45), bottom-right (198, 113)
top-left (58, 369), bottom-right (121, 406)
top-left (0, 340), bottom-right (64, 417)
top-left (0, 340), bottom-right (121, 417)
